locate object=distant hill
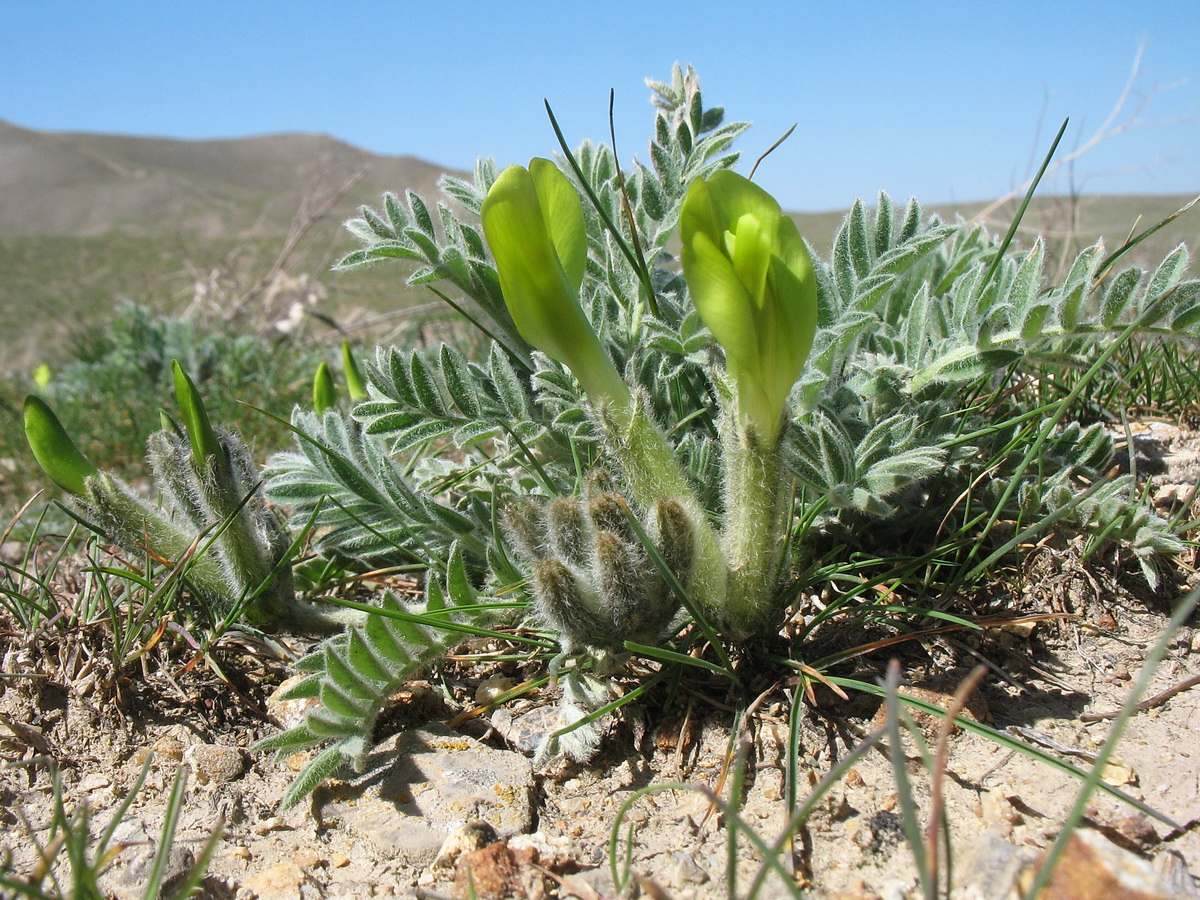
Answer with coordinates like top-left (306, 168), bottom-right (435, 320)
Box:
top-left (2, 117), bottom-right (1194, 257)
top-left (0, 119), bottom-right (456, 237)
top-left (0, 119), bottom-right (1195, 371)
top-left (796, 194), bottom-right (1199, 268)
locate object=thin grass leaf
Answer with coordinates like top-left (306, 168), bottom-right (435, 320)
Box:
top-left (978, 119), bottom-right (1069, 295)
top-left (1096, 194), bottom-right (1200, 278)
top-left (141, 767), bottom-right (190, 900)
top-left (621, 640), bottom-right (730, 676)
top-left (549, 671), bottom-right (663, 742)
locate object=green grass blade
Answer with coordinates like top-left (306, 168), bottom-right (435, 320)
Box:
top-left (978, 118), bottom-right (1068, 296)
top-left (543, 99), bottom-right (651, 304)
top-left (142, 766), bottom-right (190, 899)
top-left (621, 640), bottom-right (731, 676)
top-left (1096, 193), bottom-right (1200, 279)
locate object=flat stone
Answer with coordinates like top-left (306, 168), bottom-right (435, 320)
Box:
top-left (242, 860), bottom-right (307, 900)
top-left (77, 772), bottom-right (112, 793)
top-left (454, 841), bottom-right (547, 900)
top-left (1029, 828), bottom-right (1182, 900)
top-left (314, 723), bottom-right (534, 868)
top-left (184, 742), bottom-right (245, 787)
top-left (97, 819), bottom-right (195, 900)
top-left (954, 828), bottom-right (1190, 900)
top-left (489, 704), bottom-right (561, 754)
top-left (953, 834), bottom-right (1034, 899)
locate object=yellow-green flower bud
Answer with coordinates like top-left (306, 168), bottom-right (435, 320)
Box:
top-left (23, 395), bottom-right (97, 496)
top-left (313, 361), bottom-right (336, 415)
top-left (341, 341), bottom-right (367, 402)
top-left (481, 159), bottom-right (629, 405)
top-left (172, 361), bottom-right (224, 471)
top-left (680, 171), bottom-right (817, 442)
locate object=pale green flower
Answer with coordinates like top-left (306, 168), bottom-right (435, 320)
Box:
top-left (481, 159), bottom-right (628, 404)
top-left (681, 171), bottom-right (817, 441)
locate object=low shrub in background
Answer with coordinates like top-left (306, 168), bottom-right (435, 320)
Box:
top-left (1, 300), bottom-right (325, 507)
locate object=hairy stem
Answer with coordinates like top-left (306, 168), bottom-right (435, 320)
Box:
top-left (719, 410), bottom-right (790, 638)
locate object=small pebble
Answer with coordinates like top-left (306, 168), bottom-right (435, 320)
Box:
top-left (243, 861), bottom-right (305, 898)
top-left (293, 850), bottom-right (322, 869)
top-left (433, 821), bottom-right (498, 872)
top-left (78, 773), bottom-right (111, 792)
top-left (152, 736), bottom-right (185, 762)
top-left (253, 816), bottom-right (284, 835)
top-left (474, 674), bottom-right (514, 705)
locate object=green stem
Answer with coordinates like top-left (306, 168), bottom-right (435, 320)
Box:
top-left (719, 409), bottom-right (789, 638)
top-left (86, 474), bottom-right (228, 593)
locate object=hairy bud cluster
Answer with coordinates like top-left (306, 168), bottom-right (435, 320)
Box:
top-left (502, 473), bottom-right (694, 650)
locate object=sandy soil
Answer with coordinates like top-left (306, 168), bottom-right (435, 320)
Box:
top-left (2, 425), bottom-right (1199, 899)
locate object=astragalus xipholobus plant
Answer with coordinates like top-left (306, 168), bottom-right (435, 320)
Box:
top-left (257, 64), bottom-right (1195, 806)
top-left (24, 361), bottom-right (335, 631)
top-left (480, 156), bottom-right (817, 641)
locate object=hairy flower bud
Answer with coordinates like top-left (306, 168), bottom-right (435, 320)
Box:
top-left (532, 557), bottom-right (605, 648)
top-left (546, 497), bottom-right (588, 566)
top-left (588, 493), bottom-right (634, 543)
top-left (650, 496), bottom-right (696, 585)
top-left (593, 530), bottom-right (645, 635)
top-left (501, 498), bottom-right (548, 563)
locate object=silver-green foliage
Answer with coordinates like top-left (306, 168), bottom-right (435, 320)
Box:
top-left (253, 546), bottom-right (507, 810)
top-left (787, 196), bottom-right (1194, 581)
top-left (257, 65), bottom-right (1196, 802)
top-left (256, 66), bottom-right (741, 804)
top-left (267, 65), bottom-right (745, 591)
top-left (264, 407), bottom-right (488, 570)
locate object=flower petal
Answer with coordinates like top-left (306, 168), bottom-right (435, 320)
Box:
top-left (529, 158), bottom-right (587, 291)
top-left (680, 171), bottom-right (817, 438)
top-left (482, 164), bottom-right (583, 364)
top-left (481, 162), bottom-right (628, 403)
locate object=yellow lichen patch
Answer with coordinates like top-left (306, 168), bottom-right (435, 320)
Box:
top-left (492, 783), bottom-right (520, 807)
top-left (427, 738), bottom-right (473, 752)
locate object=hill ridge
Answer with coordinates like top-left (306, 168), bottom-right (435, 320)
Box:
top-left (0, 118), bottom-right (457, 238)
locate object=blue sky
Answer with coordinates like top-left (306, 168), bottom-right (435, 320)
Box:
top-left (3, 1), bottom-right (1198, 211)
